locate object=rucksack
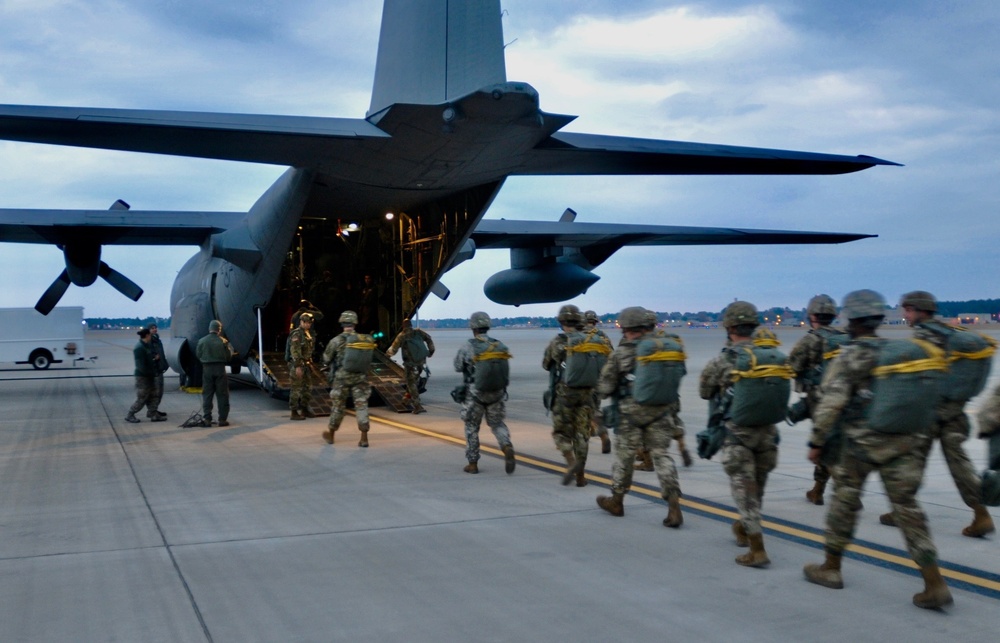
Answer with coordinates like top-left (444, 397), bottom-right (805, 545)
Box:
top-left (403, 331), bottom-right (429, 363)
top-left (633, 333), bottom-right (686, 405)
top-left (863, 338), bottom-right (946, 434)
top-left (563, 329), bottom-right (613, 388)
top-left (931, 324), bottom-right (996, 402)
top-left (341, 332), bottom-right (376, 374)
top-left (729, 344), bottom-right (793, 425)
top-left (470, 336), bottom-right (511, 392)
top-left (800, 326), bottom-right (850, 389)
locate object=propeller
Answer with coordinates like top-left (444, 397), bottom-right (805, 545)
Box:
top-left (35, 270), bottom-right (72, 315)
top-left (99, 262), bottom-right (143, 302)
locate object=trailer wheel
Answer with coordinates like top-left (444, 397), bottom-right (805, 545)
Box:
top-left (30, 349), bottom-right (53, 370)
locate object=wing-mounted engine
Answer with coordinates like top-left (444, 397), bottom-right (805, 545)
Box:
top-left (35, 200), bottom-right (144, 315)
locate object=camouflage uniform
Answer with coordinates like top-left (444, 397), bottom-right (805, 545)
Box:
top-left (597, 330), bottom-right (682, 505)
top-left (809, 341), bottom-right (938, 566)
top-left (911, 319), bottom-right (982, 509)
top-left (978, 384), bottom-right (1000, 438)
top-left (386, 325), bottom-right (435, 408)
top-left (288, 324), bottom-right (316, 415)
top-left (543, 331), bottom-right (598, 474)
top-left (584, 314), bottom-right (614, 451)
top-left (700, 344), bottom-right (779, 537)
top-left (323, 331), bottom-right (372, 436)
top-left (453, 335), bottom-right (514, 465)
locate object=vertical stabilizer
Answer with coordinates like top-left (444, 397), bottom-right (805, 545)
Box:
top-left (368, 0), bottom-right (506, 115)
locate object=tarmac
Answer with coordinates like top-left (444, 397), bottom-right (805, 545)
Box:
top-left (0, 326), bottom-right (998, 642)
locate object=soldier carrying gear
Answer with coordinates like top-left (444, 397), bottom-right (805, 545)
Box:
top-left (595, 306), bottom-right (684, 530)
top-left (583, 309), bottom-right (614, 454)
top-left (788, 293), bottom-right (848, 506)
top-left (803, 289), bottom-right (953, 610)
top-left (700, 299), bottom-right (783, 569)
top-left (879, 290), bottom-right (996, 538)
top-left (322, 310), bottom-right (375, 447)
top-left (386, 318), bottom-right (435, 413)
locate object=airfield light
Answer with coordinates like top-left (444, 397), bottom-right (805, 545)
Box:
top-left (347, 222), bottom-right (359, 232)
top-left (385, 212), bottom-right (394, 221)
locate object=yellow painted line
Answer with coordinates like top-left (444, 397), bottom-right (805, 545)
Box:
top-left (370, 413), bottom-right (1000, 593)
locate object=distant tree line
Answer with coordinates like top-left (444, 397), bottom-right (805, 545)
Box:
top-left (86, 317), bottom-right (170, 330)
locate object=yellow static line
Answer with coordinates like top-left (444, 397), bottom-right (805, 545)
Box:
top-left (370, 413), bottom-right (999, 592)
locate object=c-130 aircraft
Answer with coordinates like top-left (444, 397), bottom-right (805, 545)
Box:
top-left (0, 0), bottom-right (895, 394)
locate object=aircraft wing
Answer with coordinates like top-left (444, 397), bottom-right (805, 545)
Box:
top-left (518, 131), bottom-right (901, 176)
top-left (0, 209), bottom-right (245, 245)
top-left (0, 105), bottom-right (388, 166)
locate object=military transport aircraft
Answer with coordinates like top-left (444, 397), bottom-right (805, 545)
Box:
top-left (0, 0), bottom-right (895, 394)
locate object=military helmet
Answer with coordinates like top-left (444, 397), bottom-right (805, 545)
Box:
top-left (752, 326), bottom-right (780, 347)
top-left (339, 310), bottom-right (358, 325)
top-left (806, 294), bottom-right (838, 317)
top-left (899, 290), bottom-right (937, 313)
top-left (584, 310), bottom-right (599, 324)
top-left (469, 311), bottom-right (491, 330)
top-left (643, 310), bottom-right (659, 327)
top-left (841, 289), bottom-right (886, 320)
top-left (722, 301), bottom-right (759, 328)
top-left (299, 312), bottom-right (314, 323)
top-left (557, 304), bottom-right (582, 325)
top-left (208, 319), bottom-right (222, 333)
top-left (982, 469), bottom-right (1000, 507)
top-left (617, 306), bottom-right (648, 330)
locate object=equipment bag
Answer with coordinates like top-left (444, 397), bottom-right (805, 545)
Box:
top-left (341, 333), bottom-right (376, 374)
top-left (633, 334), bottom-right (686, 405)
top-left (563, 329), bottom-right (612, 388)
top-left (937, 325), bottom-right (996, 402)
top-left (471, 337), bottom-right (511, 392)
top-left (403, 332), bottom-right (430, 363)
top-left (729, 344), bottom-right (793, 426)
top-left (864, 338), bottom-right (946, 434)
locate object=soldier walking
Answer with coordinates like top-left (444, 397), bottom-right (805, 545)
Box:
top-left (125, 328), bottom-right (161, 423)
top-left (699, 301), bottom-right (790, 568)
top-left (146, 323), bottom-right (169, 420)
top-left (583, 310), bottom-right (613, 454)
top-left (803, 289), bottom-right (953, 609)
top-left (453, 312), bottom-right (516, 474)
top-left (596, 307), bottom-right (684, 529)
top-left (385, 318), bottom-right (435, 413)
top-left (288, 312), bottom-right (316, 420)
top-left (196, 320), bottom-right (233, 427)
top-left (322, 310), bottom-right (375, 446)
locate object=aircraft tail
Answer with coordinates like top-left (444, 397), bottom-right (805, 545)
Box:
top-left (368, 0), bottom-right (507, 116)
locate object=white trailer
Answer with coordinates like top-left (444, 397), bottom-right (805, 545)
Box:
top-left (0, 307), bottom-right (86, 369)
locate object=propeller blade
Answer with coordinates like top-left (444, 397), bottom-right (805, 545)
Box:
top-left (98, 262), bottom-right (143, 302)
top-left (35, 270), bottom-right (71, 315)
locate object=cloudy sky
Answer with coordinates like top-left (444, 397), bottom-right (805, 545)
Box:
top-left (0, 0), bottom-right (997, 320)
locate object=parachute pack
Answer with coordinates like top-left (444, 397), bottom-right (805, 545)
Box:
top-left (632, 333), bottom-right (686, 405)
top-left (931, 324), bottom-right (996, 402)
top-left (341, 332), bottom-right (376, 374)
top-left (563, 329), bottom-right (613, 388)
top-left (729, 343), bottom-right (793, 426)
top-left (809, 326), bottom-right (849, 385)
top-left (403, 331), bottom-right (430, 363)
top-left (863, 338), bottom-right (946, 434)
top-left (470, 336), bottom-right (511, 392)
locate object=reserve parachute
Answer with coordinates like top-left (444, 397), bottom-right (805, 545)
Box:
top-left (470, 337), bottom-right (511, 392)
top-left (864, 338), bottom-right (946, 434)
top-left (729, 343), bottom-right (793, 425)
top-left (633, 333), bottom-right (686, 405)
top-left (563, 329), bottom-right (612, 388)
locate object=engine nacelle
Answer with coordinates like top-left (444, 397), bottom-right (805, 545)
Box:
top-left (483, 263), bottom-right (599, 305)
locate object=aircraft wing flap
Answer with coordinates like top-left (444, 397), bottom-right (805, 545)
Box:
top-left (0, 105), bottom-right (388, 165)
top-left (470, 219), bottom-right (875, 249)
top-left (517, 132), bottom-right (900, 176)
top-left (0, 209), bottom-right (246, 245)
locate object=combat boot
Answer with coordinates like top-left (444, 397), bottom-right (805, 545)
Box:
top-left (597, 492), bottom-right (625, 517)
top-left (663, 495), bottom-right (683, 528)
top-left (502, 444), bottom-right (516, 474)
top-left (575, 470), bottom-right (588, 487)
top-left (600, 433), bottom-right (612, 454)
top-left (961, 504), bottom-right (995, 538)
top-left (322, 428), bottom-right (335, 444)
top-left (913, 563), bottom-right (953, 609)
top-left (805, 480), bottom-right (826, 505)
top-left (635, 449), bottom-right (654, 471)
top-left (302, 407), bottom-right (316, 418)
top-left (150, 414), bottom-right (166, 423)
top-left (124, 413), bottom-right (139, 424)
top-left (358, 429), bottom-right (369, 447)
top-left (463, 461), bottom-right (479, 474)
top-left (803, 552), bottom-right (843, 589)
top-left (732, 520), bottom-right (749, 547)
top-left (735, 533), bottom-right (769, 567)
top-left (290, 409), bottom-right (304, 421)
top-left (879, 511), bottom-right (896, 526)
top-left (561, 451), bottom-right (578, 485)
